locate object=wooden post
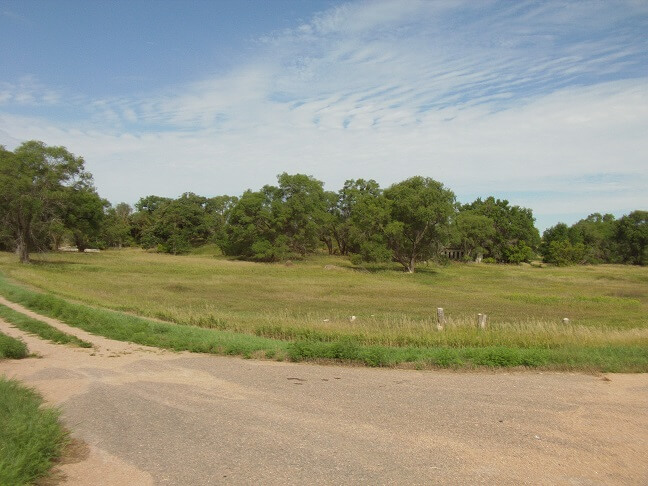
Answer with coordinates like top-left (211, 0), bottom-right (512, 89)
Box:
top-left (436, 308), bottom-right (445, 331)
top-left (562, 318), bottom-right (570, 325)
top-left (477, 313), bottom-right (487, 329)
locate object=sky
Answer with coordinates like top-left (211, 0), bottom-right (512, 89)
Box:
top-left (1, 0), bottom-right (647, 232)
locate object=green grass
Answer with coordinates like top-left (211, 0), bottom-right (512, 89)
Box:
top-left (0, 274), bottom-right (287, 358)
top-left (0, 249), bottom-right (645, 347)
top-left (0, 377), bottom-right (68, 485)
top-left (0, 331), bottom-right (28, 359)
top-left (0, 304), bottom-right (92, 348)
top-left (0, 253), bottom-right (646, 371)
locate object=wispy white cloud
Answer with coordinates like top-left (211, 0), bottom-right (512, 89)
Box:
top-left (0, 0), bottom-right (646, 229)
top-left (0, 77), bottom-right (62, 107)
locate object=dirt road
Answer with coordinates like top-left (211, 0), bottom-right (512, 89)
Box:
top-left (1, 298), bottom-right (647, 485)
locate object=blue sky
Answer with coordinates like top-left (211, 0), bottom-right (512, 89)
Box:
top-left (1, 0), bottom-right (647, 231)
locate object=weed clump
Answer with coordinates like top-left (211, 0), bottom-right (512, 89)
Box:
top-left (0, 332), bottom-right (28, 359)
top-left (0, 377), bottom-right (68, 485)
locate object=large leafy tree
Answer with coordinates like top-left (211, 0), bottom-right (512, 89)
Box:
top-left (614, 210), bottom-right (647, 265)
top-left (540, 223), bottom-right (586, 266)
top-left (102, 202), bottom-right (134, 249)
top-left (205, 195), bottom-right (238, 250)
top-left (223, 173), bottom-right (327, 261)
top-left (336, 179), bottom-right (385, 257)
top-left (569, 213), bottom-right (618, 263)
top-left (0, 141), bottom-right (95, 263)
top-left (451, 210), bottom-right (496, 260)
top-left (64, 186), bottom-right (108, 252)
top-left (319, 190), bottom-right (339, 255)
top-left (541, 212), bottom-right (646, 266)
top-left (345, 180), bottom-right (392, 265)
top-left (147, 193), bottom-right (212, 255)
top-left (383, 177), bottom-right (455, 273)
top-left (223, 189), bottom-right (278, 260)
top-left (130, 195), bottom-right (173, 247)
top-left (463, 197), bottom-right (540, 263)
top-left (270, 172), bottom-right (328, 256)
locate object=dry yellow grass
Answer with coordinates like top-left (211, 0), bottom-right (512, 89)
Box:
top-left (0, 249), bottom-right (646, 349)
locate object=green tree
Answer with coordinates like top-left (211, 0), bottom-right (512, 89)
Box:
top-left (131, 195), bottom-right (172, 248)
top-left (148, 193), bottom-right (211, 254)
top-left (383, 177), bottom-right (455, 273)
top-left (271, 173), bottom-right (328, 256)
top-left (336, 179), bottom-right (384, 257)
top-left (102, 202), bottom-right (133, 248)
top-left (463, 197), bottom-right (540, 263)
top-left (614, 210), bottom-right (647, 265)
top-left (0, 141), bottom-right (95, 262)
top-left (64, 186), bottom-right (108, 251)
top-left (223, 174), bottom-right (327, 261)
top-left (223, 189), bottom-right (279, 260)
top-left (344, 180), bottom-right (392, 265)
top-left (205, 195), bottom-right (238, 251)
top-left (569, 213), bottom-right (617, 263)
top-left (451, 210), bottom-right (496, 260)
top-left (542, 239), bottom-right (585, 266)
top-left (48, 218), bottom-right (66, 251)
top-left (319, 191), bottom-right (339, 255)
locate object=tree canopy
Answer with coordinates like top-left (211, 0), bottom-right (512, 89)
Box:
top-left (383, 177), bottom-right (455, 273)
top-left (541, 212), bottom-right (647, 266)
top-left (462, 197), bottom-right (540, 263)
top-left (2, 140), bottom-right (645, 269)
top-left (0, 141), bottom-right (96, 262)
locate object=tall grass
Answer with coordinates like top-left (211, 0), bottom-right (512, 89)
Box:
top-left (1, 250), bottom-right (645, 338)
top-left (0, 331), bottom-right (28, 359)
top-left (0, 271), bottom-right (646, 371)
top-left (0, 377), bottom-right (68, 485)
top-left (0, 274), bottom-right (286, 358)
top-left (247, 311), bottom-right (648, 349)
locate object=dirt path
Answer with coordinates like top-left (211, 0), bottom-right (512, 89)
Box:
top-left (1, 300), bottom-right (647, 485)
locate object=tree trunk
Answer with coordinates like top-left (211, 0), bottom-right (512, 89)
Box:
top-left (51, 233), bottom-right (62, 251)
top-left (333, 231), bottom-right (346, 256)
top-left (17, 234), bottom-right (30, 263)
top-left (74, 233), bottom-right (87, 252)
top-left (407, 256), bottom-right (415, 273)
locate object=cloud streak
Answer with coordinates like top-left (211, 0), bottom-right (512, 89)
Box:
top-left (0, 0), bottom-right (646, 230)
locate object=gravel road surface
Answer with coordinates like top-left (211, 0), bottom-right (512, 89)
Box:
top-left (1, 298), bottom-right (647, 485)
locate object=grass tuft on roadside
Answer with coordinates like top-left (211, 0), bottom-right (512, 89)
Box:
top-left (0, 304), bottom-right (92, 348)
top-left (0, 376), bottom-right (68, 486)
top-left (0, 331), bottom-right (28, 359)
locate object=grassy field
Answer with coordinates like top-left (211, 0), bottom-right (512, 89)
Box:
top-left (0, 249), bottom-right (646, 370)
top-left (0, 377), bottom-right (68, 485)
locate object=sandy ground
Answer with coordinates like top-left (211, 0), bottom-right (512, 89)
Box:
top-left (1, 296), bottom-right (647, 485)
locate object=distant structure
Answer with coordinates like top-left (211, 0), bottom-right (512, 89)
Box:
top-left (443, 249), bottom-right (465, 260)
top-left (442, 249), bottom-right (482, 263)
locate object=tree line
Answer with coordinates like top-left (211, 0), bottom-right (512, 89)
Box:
top-left (541, 212), bottom-right (647, 266)
top-left (1, 141), bottom-right (645, 269)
